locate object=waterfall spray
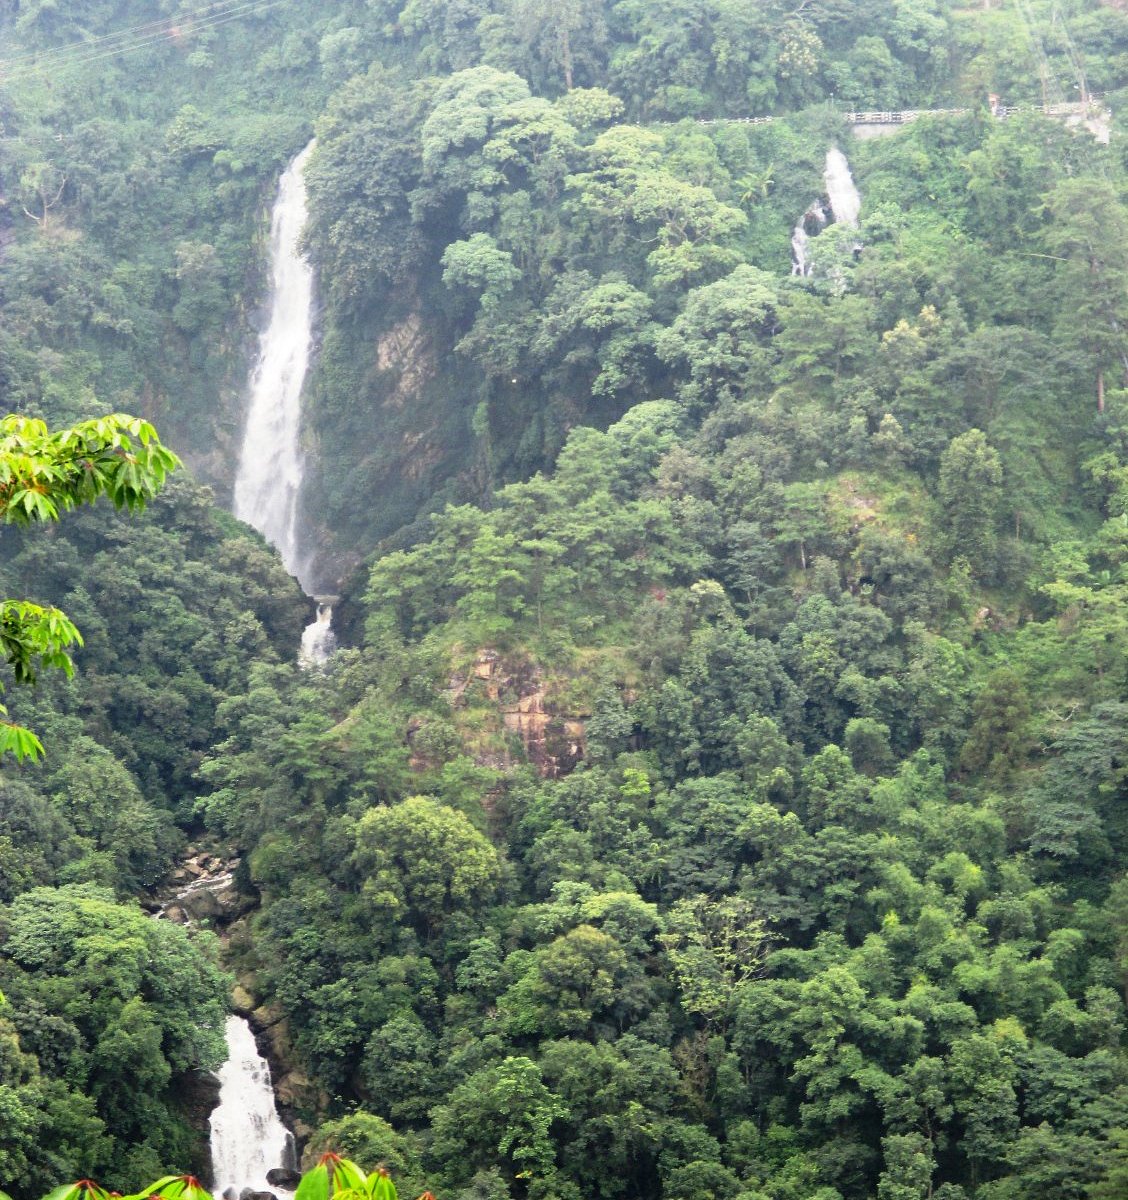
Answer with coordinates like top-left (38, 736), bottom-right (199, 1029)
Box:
top-left (231, 140), bottom-right (335, 665)
top-left (233, 141), bottom-right (316, 583)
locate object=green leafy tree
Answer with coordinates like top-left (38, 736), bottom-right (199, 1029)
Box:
top-left (937, 430), bottom-right (1003, 577)
top-left (349, 797), bottom-right (502, 936)
top-left (0, 415), bottom-right (178, 759)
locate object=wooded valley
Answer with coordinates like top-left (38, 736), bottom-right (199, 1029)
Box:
top-left (4, 2), bottom-right (1128, 1199)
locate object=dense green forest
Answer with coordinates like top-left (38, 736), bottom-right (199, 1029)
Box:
top-left (6, 1), bottom-right (1128, 1200)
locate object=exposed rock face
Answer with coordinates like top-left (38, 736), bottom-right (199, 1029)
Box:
top-left (459, 650), bottom-right (587, 778)
top-left (375, 312), bottom-right (435, 408)
top-left (246, 1002), bottom-right (328, 1132)
top-left (231, 985), bottom-right (256, 1016)
top-left (178, 1067), bottom-right (223, 1167)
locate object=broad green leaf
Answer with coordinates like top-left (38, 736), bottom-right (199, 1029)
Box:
top-left (330, 1158), bottom-right (367, 1194)
top-left (294, 1163), bottom-right (331, 1200)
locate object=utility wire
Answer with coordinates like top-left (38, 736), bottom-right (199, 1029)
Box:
top-left (0, 0), bottom-right (291, 83)
top-left (1, 0), bottom-right (290, 79)
top-left (0, 0), bottom-right (262, 70)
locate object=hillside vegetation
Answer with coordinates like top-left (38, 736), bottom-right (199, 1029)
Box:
top-left (5, 2), bottom-right (1128, 1200)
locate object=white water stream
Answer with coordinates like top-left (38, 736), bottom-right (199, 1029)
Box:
top-left (232, 139), bottom-right (335, 663)
top-left (210, 1016), bottom-right (295, 1198)
top-left (208, 144), bottom-right (322, 1196)
top-left (299, 600), bottom-right (337, 667)
top-left (823, 146), bottom-right (861, 227)
top-left (791, 201), bottom-right (826, 277)
top-left (234, 141), bottom-right (316, 581)
top-left (790, 147), bottom-right (863, 276)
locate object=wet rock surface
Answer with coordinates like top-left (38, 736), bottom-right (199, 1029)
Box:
top-left (149, 847), bottom-right (253, 926)
top-left (266, 1170), bottom-right (302, 1188)
top-left (455, 650), bottom-right (587, 778)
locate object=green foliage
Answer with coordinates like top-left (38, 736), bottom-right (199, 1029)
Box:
top-left (10, 3), bottom-right (1128, 1200)
top-left (0, 413), bottom-right (180, 759)
top-left (0, 888), bottom-right (227, 1193)
top-left (28, 1157), bottom-right (433, 1200)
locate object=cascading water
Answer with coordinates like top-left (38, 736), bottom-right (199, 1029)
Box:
top-left (234, 141), bottom-right (316, 581)
top-left (789, 147), bottom-right (862, 276)
top-left (232, 139), bottom-right (334, 664)
top-left (823, 146), bottom-right (862, 228)
top-left (210, 1016), bottom-right (296, 1198)
top-left (791, 201), bottom-right (827, 276)
top-left (207, 146), bottom-right (319, 1197)
top-left (299, 599), bottom-right (337, 667)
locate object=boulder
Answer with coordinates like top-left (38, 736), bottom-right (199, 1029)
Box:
top-left (179, 886), bottom-right (223, 921)
top-left (266, 1170), bottom-right (301, 1188)
top-left (231, 984), bottom-right (256, 1015)
top-left (251, 1001), bottom-right (285, 1031)
top-left (213, 881), bottom-right (256, 919)
top-left (240, 1190), bottom-right (277, 1200)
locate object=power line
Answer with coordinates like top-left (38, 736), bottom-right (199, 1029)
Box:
top-left (0, 0), bottom-right (292, 84)
top-left (0, 0), bottom-right (260, 71)
top-left (1, 0), bottom-right (290, 80)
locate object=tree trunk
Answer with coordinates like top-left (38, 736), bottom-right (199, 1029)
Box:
top-left (561, 24), bottom-right (574, 90)
top-left (1098, 368), bottom-right (1106, 413)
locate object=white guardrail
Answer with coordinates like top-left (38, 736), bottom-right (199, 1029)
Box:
top-left (690, 97), bottom-right (1104, 128)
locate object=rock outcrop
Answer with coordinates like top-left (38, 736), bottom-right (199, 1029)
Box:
top-left (151, 849), bottom-right (255, 926)
top-left (451, 650), bottom-right (587, 778)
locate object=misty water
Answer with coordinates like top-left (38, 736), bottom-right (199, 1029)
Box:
top-left (231, 139), bottom-right (335, 662)
top-left (233, 140), bottom-right (316, 586)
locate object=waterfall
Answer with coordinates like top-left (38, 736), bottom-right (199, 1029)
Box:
top-left (233, 140), bottom-right (316, 587)
top-left (823, 146), bottom-right (861, 228)
top-left (232, 140), bottom-right (336, 663)
top-left (791, 201), bottom-right (827, 276)
top-left (789, 148), bottom-right (862, 276)
top-left (299, 600), bottom-right (337, 667)
top-left (210, 1016), bottom-right (296, 1199)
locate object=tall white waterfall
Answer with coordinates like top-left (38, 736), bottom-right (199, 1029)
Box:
top-left (233, 140), bottom-right (335, 662)
top-left (233, 141), bottom-right (316, 584)
top-left (210, 1016), bottom-right (295, 1197)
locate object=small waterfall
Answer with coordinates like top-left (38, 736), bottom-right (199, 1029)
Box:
top-left (789, 148), bottom-right (862, 277)
top-left (151, 870), bottom-right (235, 922)
top-left (210, 1016), bottom-right (296, 1199)
top-left (823, 146), bottom-right (861, 228)
top-left (233, 140), bottom-right (317, 586)
top-left (299, 600), bottom-right (337, 668)
top-left (791, 201), bottom-right (827, 276)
